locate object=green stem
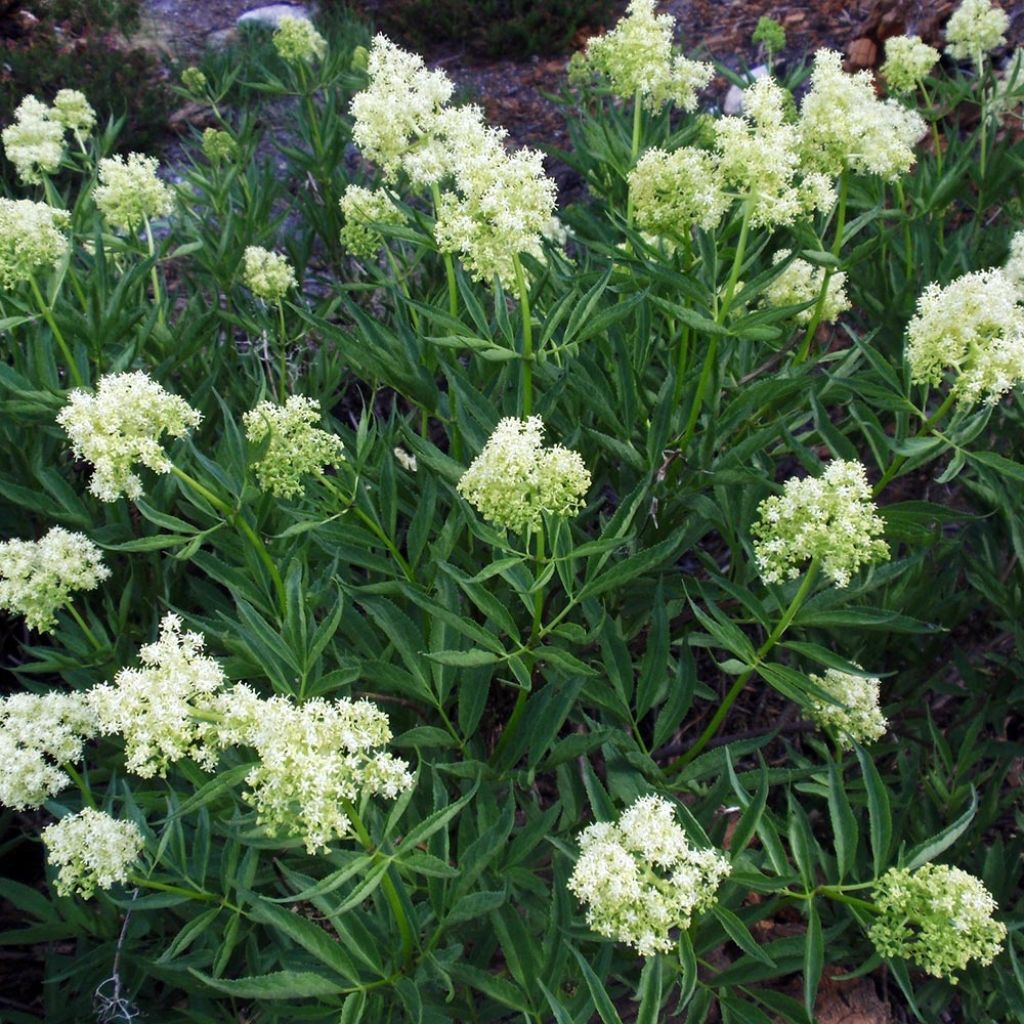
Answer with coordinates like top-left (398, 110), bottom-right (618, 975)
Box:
top-left (276, 301), bottom-right (288, 403)
top-left (29, 276), bottom-right (83, 387)
top-left (872, 390), bottom-right (957, 497)
top-left (66, 603), bottom-right (103, 652)
top-left (63, 764), bottom-right (96, 808)
top-left (129, 875), bottom-right (241, 913)
top-left (513, 253), bottom-right (534, 417)
top-left (143, 217), bottom-right (165, 328)
top-left (670, 559), bottom-right (820, 772)
top-left (430, 184), bottom-right (458, 319)
top-left (894, 178), bottom-right (912, 281)
top-left (625, 89), bottom-right (643, 230)
top-left (672, 323), bottom-right (691, 406)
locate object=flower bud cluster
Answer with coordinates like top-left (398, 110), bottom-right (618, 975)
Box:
top-left (905, 268), bottom-right (1024, 406)
top-left (945, 0), bottom-right (1009, 66)
top-left (57, 371), bottom-right (202, 502)
top-left (457, 417), bottom-right (591, 533)
top-left (0, 527), bottom-right (109, 633)
top-left (94, 154), bottom-right (174, 230)
top-left (0, 691), bottom-right (94, 810)
top-left (0, 198), bottom-right (69, 288)
top-left (807, 668), bottom-right (888, 748)
top-left (763, 250), bottom-right (850, 325)
top-left (339, 185), bottom-right (405, 258)
top-left (243, 396), bottom-right (345, 499)
top-left (201, 128), bottom-right (238, 163)
top-left (568, 795), bottom-right (730, 956)
top-left (579, 0), bottom-right (712, 113)
top-left (2, 96), bottom-right (66, 184)
top-left (42, 809), bottom-right (144, 899)
top-left (242, 245), bottom-right (296, 303)
top-left (272, 14), bottom-right (327, 63)
top-left (751, 460), bottom-right (889, 587)
top-left (870, 864), bottom-right (1006, 980)
top-left (882, 36), bottom-right (941, 94)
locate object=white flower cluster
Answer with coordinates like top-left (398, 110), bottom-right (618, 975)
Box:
top-left (905, 268), bottom-right (1024, 406)
top-left (210, 685), bottom-right (414, 854)
top-left (0, 527), bottom-right (109, 633)
top-left (0, 198), bottom-right (69, 289)
top-left (90, 613), bottom-right (225, 777)
top-left (94, 154), bottom-right (174, 231)
top-left (50, 89), bottom-right (96, 137)
top-left (882, 36), bottom-right (941, 94)
top-left (870, 864), bottom-right (1007, 981)
top-left (0, 691), bottom-right (94, 810)
top-left (763, 250), bottom-right (850, 325)
top-left (42, 808), bottom-right (144, 899)
top-left (945, 0), bottom-right (1009, 66)
top-left (272, 14), bottom-right (327, 63)
top-left (799, 50), bottom-right (926, 181)
top-left (339, 185), bottom-right (405, 258)
top-left (807, 668), bottom-right (888, 748)
top-left (243, 396), bottom-right (345, 499)
top-left (457, 416), bottom-right (591, 533)
top-left (242, 245), bottom-right (296, 303)
top-left (629, 147), bottom-right (730, 236)
top-left (568, 795), bottom-right (730, 956)
top-left (579, 0), bottom-right (712, 113)
top-left (57, 371), bottom-right (202, 502)
top-left (2, 96), bottom-right (65, 184)
top-left (751, 460), bottom-right (889, 587)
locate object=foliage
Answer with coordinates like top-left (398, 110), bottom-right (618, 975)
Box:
top-left (0, 3), bottom-right (1023, 1023)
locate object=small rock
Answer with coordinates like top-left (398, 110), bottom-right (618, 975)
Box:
top-left (723, 64), bottom-right (769, 116)
top-left (237, 4), bottom-right (313, 29)
top-left (847, 36), bottom-right (878, 69)
top-left (206, 27), bottom-right (238, 48)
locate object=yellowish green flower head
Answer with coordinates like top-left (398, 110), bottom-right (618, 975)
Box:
top-left (629, 147), bottom-right (730, 236)
top-left (181, 66), bottom-right (209, 95)
top-left (94, 153), bottom-right (174, 230)
top-left (882, 36), bottom-right (941, 94)
top-left (763, 250), bottom-right (850, 325)
top-left (715, 77), bottom-right (835, 228)
top-left (580, 0), bottom-right (712, 113)
top-left (870, 864), bottom-right (1006, 981)
top-left (209, 683), bottom-right (414, 854)
top-left (799, 49), bottom-right (926, 180)
top-left (42, 809), bottom-right (144, 899)
top-left (89, 613), bottom-right (226, 778)
top-left (350, 35), bottom-right (455, 185)
top-left (242, 245), bottom-right (296, 303)
top-left (945, 0), bottom-right (1009, 66)
top-left (0, 527), bottom-right (109, 633)
top-left (906, 268), bottom-right (1024, 406)
top-left (807, 668), bottom-right (887, 749)
top-left (0, 198), bottom-right (69, 289)
top-left (457, 417), bottom-right (591, 533)
top-left (50, 89), bottom-right (96, 136)
top-left (568, 795), bottom-right (730, 956)
top-left (0, 692), bottom-right (94, 810)
top-left (752, 460), bottom-right (889, 588)
top-left (1, 95), bottom-right (65, 184)
top-left (273, 14), bottom-right (327, 63)
top-left (243, 396), bottom-right (345, 499)
top-left (339, 185), bottom-right (405, 258)
top-left (752, 16), bottom-right (786, 59)
top-left (57, 371), bottom-right (202, 502)
top-left (201, 127), bottom-right (238, 163)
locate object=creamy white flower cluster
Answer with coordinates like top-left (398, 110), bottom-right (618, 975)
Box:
top-left (800, 50), bottom-right (926, 181)
top-left (339, 185), bottom-right (405, 258)
top-left (94, 154), bottom-right (175, 231)
top-left (568, 795), bottom-right (730, 956)
top-left (57, 371), bottom-right (202, 502)
top-left (905, 268), bottom-right (1024, 406)
top-left (457, 417), bottom-right (591, 533)
top-left (243, 396), bottom-right (345, 499)
top-left (629, 148), bottom-right (729, 236)
top-left (272, 14), bottom-right (327, 63)
top-left (945, 0), bottom-right (1009, 67)
top-left (242, 245), bottom-right (296, 303)
top-left (751, 460), bottom-right (889, 588)
top-left (0, 198), bottom-right (69, 289)
top-left (0, 527), bottom-right (109, 633)
top-left (763, 250), bottom-right (850, 325)
top-left (208, 685), bottom-right (414, 854)
top-left (0, 691), bottom-right (94, 810)
top-left (807, 668), bottom-right (888, 749)
top-left (870, 864), bottom-right (1007, 981)
top-left (90, 613), bottom-right (225, 777)
top-left (578, 0), bottom-right (712, 113)
top-left (882, 36), bottom-right (941, 94)
top-left (1, 91), bottom-right (94, 184)
top-left (42, 808), bottom-right (144, 899)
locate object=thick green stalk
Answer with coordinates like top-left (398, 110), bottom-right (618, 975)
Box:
top-left (513, 253), bottom-right (534, 417)
top-left (66, 603), bottom-right (103, 652)
top-left (143, 217), bottom-right (165, 328)
top-left (430, 183), bottom-right (459, 319)
top-left (894, 178), bottom-right (913, 281)
top-left (29, 275), bottom-right (83, 387)
top-left (276, 301), bottom-right (288, 403)
top-left (625, 89), bottom-right (643, 230)
top-left (872, 390), bottom-right (957, 497)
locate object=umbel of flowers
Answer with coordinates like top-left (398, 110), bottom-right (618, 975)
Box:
top-left (42, 809), bottom-right (144, 899)
top-left (568, 794), bottom-right (730, 955)
top-left (807, 668), bottom-right (888, 749)
top-left (763, 250), bottom-right (851, 325)
top-left (0, 198), bottom-right (69, 289)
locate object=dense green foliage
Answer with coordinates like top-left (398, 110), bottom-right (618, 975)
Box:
top-left (0, 4), bottom-right (1023, 1023)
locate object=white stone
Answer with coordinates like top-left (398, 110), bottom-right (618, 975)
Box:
top-left (722, 64), bottom-right (769, 116)
top-left (237, 4), bottom-right (313, 29)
